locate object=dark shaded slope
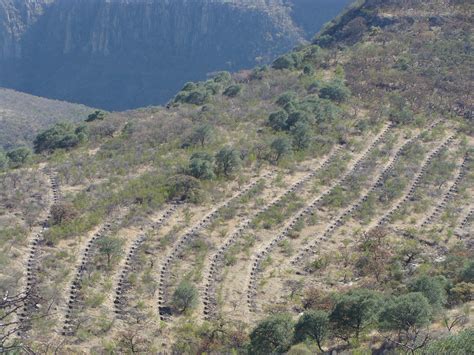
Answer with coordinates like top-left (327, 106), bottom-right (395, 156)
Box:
top-left (0, 0), bottom-right (351, 110)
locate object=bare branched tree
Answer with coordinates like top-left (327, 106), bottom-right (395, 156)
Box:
top-left (1, 288), bottom-right (33, 352)
top-left (1, 286), bottom-right (54, 353)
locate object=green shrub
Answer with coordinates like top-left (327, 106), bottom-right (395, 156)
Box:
top-left (330, 289), bottom-right (382, 341)
top-left (6, 147), bottom-right (31, 166)
top-left (85, 110), bottom-right (106, 122)
top-left (378, 293), bottom-right (432, 334)
top-left (303, 65), bottom-right (314, 76)
top-left (270, 136), bottom-right (292, 163)
top-left (215, 146), bottom-right (241, 177)
top-left (212, 71), bottom-right (232, 83)
top-left (448, 282), bottom-right (474, 304)
top-left (308, 80), bottom-right (322, 93)
top-left (174, 87), bottom-right (211, 105)
top-left (249, 314), bottom-right (294, 354)
top-left (172, 280), bottom-right (198, 313)
top-left (313, 34), bottom-right (333, 47)
top-left (97, 236), bottom-right (123, 268)
top-left (185, 90), bottom-right (209, 105)
top-left (223, 84), bottom-right (242, 97)
top-left (204, 80), bottom-right (220, 94)
top-left (276, 92), bottom-right (297, 107)
top-left (319, 80), bottom-right (351, 103)
top-left (268, 111), bottom-right (289, 131)
top-left (422, 328), bottom-right (474, 354)
top-left (291, 122), bottom-right (311, 150)
top-left (188, 124), bottom-right (214, 147)
top-left (187, 153), bottom-right (215, 180)
top-left (273, 54), bottom-right (296, 70)
top-left (181, 82), bottom-right (198, 91)
top-left (34, 122), bottom-right (88, 153)
top-left (286, 111), bottom-right (311, 129)
top-left (294, 310), bottom-right (330, 351)
top-left (390, 107), bottom-right (415, 125)
top-left (167, 175), bottom-right (201, 202)
top-left (408, 275), bottom-right (447, 311)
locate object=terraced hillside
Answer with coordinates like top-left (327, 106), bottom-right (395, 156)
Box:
top-left (1, 0), bottom-right (473, 353)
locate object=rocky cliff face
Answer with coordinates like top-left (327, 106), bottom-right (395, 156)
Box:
top-left (0, 0), bottom-right (350, 110)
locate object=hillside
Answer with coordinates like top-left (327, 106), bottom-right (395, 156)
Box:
top-left (0, 0), bottom-right (473, 354)
top-left (0, 0), bottom-right (350, 110)
top-left (0, 88), bottom-right (94, 149)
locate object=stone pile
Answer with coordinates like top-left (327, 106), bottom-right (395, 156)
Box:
top-left (19, 170), bottom-right (61, 334)
top-left (62, 212), bottom-right (125, 336)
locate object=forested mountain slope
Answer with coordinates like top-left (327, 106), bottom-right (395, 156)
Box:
top-left (0, 0), bottom-right (350, 110)
top-left (0, 0), bottom-right (472, 353)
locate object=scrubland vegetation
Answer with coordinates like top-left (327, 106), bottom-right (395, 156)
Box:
top-left (0, 0), bottom-right (473, 353)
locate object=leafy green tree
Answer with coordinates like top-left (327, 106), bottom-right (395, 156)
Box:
top-left (408, 275), bottom-right (447, 310)
top-left (223, 84), bottom-right (242, 97)
top-left (269, 111), bottom-right (289, 131)
top-left (291, 122), bottom-right (311, 150)
top-left (319, 80), bottom-right (351, 103)
top-left (85, 110), bottom-right (106, 122)
top-left (294, 310), bottom-right (329, 351)
top-left (190, 124), bottom-right (214, 147)
top-left (330, 289), bottom-right (382, 342)
top-left (172, 280), bottom-right (198, 313)
top-left (97, 236), bottom-right (122, 268)
top-left (249, 314), bottom-right (294, 354)
top-left (378, 293), bottom-right (431, 337)
top-left (215, 146), bottom-right (240, 177)
top-left (188, 153), bottom-right (215, 180)
top-left (270, 136), bottom-right (292, 163)
top-left (6, 147), bottom-right (31, 166)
